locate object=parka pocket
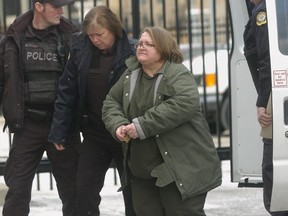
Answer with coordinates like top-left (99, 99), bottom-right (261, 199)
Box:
top-left (151, 162), bottom-right (174, 187)
top-left (156, 82), bottom-right (175, 103)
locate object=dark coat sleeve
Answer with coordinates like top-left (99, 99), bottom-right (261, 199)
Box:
top-left (253, 13), bottom-right (271, 107)
top-left (0, 36), bottom-right (5, 105)
top-left (243, 2), bottom-right (271, 108)
top-left (48, 43), bottom-right (81, 144)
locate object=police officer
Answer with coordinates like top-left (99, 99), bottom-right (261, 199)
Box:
top-left (0, 1), bottom-right (80, 216)
top-left (243, 0), bottom-right (288, 215)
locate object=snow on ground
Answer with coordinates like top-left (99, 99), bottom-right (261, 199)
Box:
top-left (0, 117), bottom-right (270, 216)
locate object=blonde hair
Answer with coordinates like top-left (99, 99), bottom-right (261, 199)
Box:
top-left (82, 5), bottom-right (123, 38)
top-left (140, 27), bottom-right (183, 63)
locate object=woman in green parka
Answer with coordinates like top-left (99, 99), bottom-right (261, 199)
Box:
top-left (102, 26), bottom-right (222, 216)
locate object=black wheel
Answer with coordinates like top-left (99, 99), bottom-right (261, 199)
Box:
top-left (220, 96), bottom-right (230, 131)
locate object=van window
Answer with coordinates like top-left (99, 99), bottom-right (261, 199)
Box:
top-left (276, 0), bottom-right (288, 55)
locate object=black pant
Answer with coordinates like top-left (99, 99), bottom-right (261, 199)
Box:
top-left (131, 176), bottom-right (207, 216)
top-left (76, 127), bottom-right (135, 216)
top-left (2, 118), bottom-right (80, 216)
top-left (262, 138), bottom-right (288, 216)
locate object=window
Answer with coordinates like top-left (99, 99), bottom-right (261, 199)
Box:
top-left (276, 0), bottom-right (288, 55)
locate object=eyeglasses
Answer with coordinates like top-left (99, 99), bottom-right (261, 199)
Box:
top-left (134, 42), bottom-right (155, 49)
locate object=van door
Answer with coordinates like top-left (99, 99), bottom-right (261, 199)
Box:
top-left (229, 1), bottom-right (264, 186)
top-left (230, 0), bottom-right (288, 211)
top-left (266, 0), bottom-right (288, 211)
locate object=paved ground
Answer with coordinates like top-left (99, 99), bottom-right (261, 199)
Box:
top-left (0, 161), bottom-right (270, 216)
top-left (0, 117), bottom-right (270, 216)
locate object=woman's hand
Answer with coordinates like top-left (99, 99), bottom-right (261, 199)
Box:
top-left (116, 125), bottom-right (129, 142)
top-left (116, 124), bottom-right (139, 143)
top-left (53, 143), bottom-right (65, 151)
top-left (123, 123), bottom-right (139, 139)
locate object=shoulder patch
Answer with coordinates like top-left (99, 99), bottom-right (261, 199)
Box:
top-left (256, 11), bottom-right (267, 26)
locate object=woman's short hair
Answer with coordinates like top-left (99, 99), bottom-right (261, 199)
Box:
top-left (141, 27), bottom-right (183, 63)
top-left (82, 5), bottom-right (123, 38)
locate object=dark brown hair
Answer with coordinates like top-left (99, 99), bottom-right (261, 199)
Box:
top-left (82, 5), bottom-right (123, 38)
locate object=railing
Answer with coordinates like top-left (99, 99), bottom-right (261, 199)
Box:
top-left (0, 0), bottom-right (232, 188)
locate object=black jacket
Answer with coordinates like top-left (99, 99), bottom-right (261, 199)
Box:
top-left (0, 10), bottom-right (79, 131)
top-left (243, 0), bottom-right (271, 108)
top-left (48, 31), bottom-right (134, 144)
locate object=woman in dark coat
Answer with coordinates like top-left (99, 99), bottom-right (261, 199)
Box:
top-left (48, 5), bottom-right (135, 216)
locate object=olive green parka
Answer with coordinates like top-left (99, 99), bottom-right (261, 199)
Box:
top-left (102, 56), bottom-right (222, 200)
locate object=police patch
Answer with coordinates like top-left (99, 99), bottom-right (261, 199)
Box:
top-left (256, 11), bottom-right (267, 26)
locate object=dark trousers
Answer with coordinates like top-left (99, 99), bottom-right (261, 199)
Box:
top-left (131, 176), bottom-right (207, 216)
top-left (2, 118), bottom-right (80, 216)
top-left (262, 138), bottom-right (288, 216)
top-left (76, 128), bottom-right (135, 216)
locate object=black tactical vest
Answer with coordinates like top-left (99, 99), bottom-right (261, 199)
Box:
top-left (22, 34), bottom-right (63, 107)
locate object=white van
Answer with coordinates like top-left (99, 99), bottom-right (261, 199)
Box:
top-left (230, 0), bottom-right (288, 211)
top-left (182, 48), bottom-right (229, 132)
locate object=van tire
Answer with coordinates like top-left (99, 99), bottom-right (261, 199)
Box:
top-left (220, 96), bottom-right (230, 131)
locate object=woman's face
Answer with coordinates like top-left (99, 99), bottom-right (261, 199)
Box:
top-left (136, 32), bottom-right (161, 66)
top-left (87, 24), bottom-right (116, 52)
